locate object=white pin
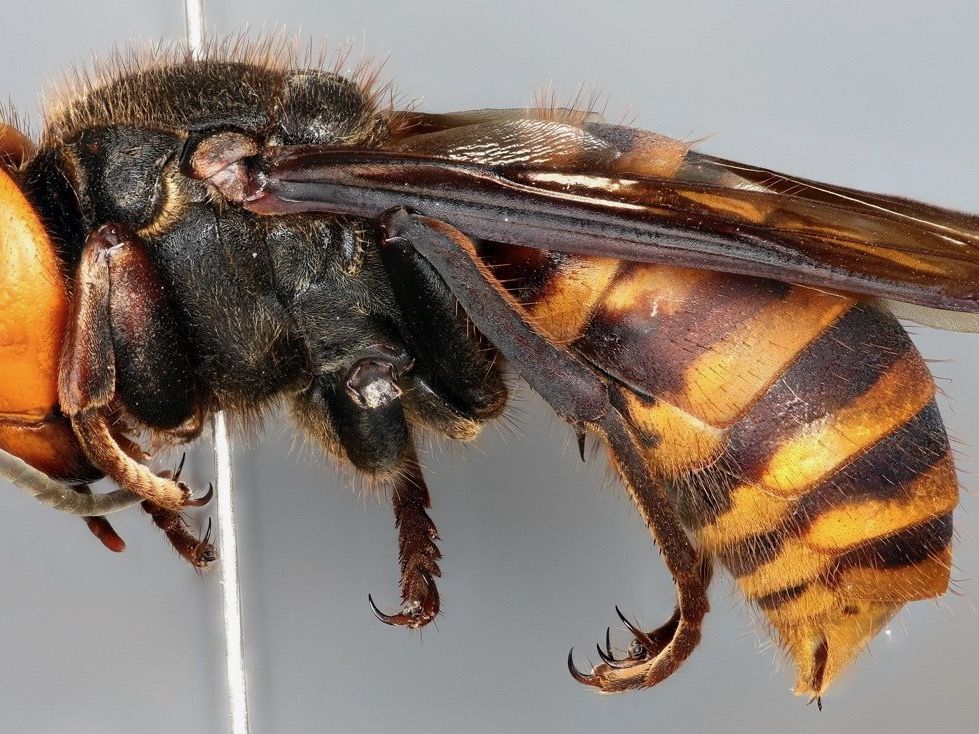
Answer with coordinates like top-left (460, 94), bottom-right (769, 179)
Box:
top-left (183, 3), bottom-right (250, 733)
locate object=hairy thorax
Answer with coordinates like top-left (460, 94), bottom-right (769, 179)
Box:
top-left (17, 57), bottom-right (397, 410)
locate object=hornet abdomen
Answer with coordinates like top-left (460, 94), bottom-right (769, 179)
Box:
top-left (481, 243), bottom-right (957, 695)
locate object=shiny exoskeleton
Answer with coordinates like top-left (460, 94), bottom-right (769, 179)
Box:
top-left (482, 246), bottom-right (954, 695)
top-left (0, 48), bottom-right (968, 701)
top-left (5, 59), bottom-right (507, 616)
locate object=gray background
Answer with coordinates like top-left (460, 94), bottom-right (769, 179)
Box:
top-left (2, 1), bottom-right (979, 732)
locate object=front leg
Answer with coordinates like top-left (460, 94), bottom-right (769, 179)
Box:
top-left (59, 224), bottom-right (207, 512)
top-left (380, 209), bottom-right (711, 690)
top-left (293, 372), bottom-right (442, 629)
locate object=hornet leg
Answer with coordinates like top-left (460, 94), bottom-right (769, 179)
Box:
top-left (294, 370), bottom-right (442, 629)
top-left (59, 223), bottom-right (208, 512)
top-left (380, 209), bottom-right (711, 689)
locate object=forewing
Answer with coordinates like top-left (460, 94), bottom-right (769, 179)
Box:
top-left (614, 148), bottom-right (979, 310)
top-left (250, 113), bottom-right (979, 317)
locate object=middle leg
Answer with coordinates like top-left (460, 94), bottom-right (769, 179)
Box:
top-left (293, 372), bottom-right (442, 628)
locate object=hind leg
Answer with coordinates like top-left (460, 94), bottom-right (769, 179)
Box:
top-left (570, 417), bottom-right (712, 691)
top-left (380, 209), bottom-right (712, 689)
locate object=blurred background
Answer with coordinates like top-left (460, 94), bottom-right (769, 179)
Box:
top-left (3, 1), bottom-right (979, 732)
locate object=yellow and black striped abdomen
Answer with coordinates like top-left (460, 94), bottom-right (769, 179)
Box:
top-left (481, 243), bottom-right (957, 696)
